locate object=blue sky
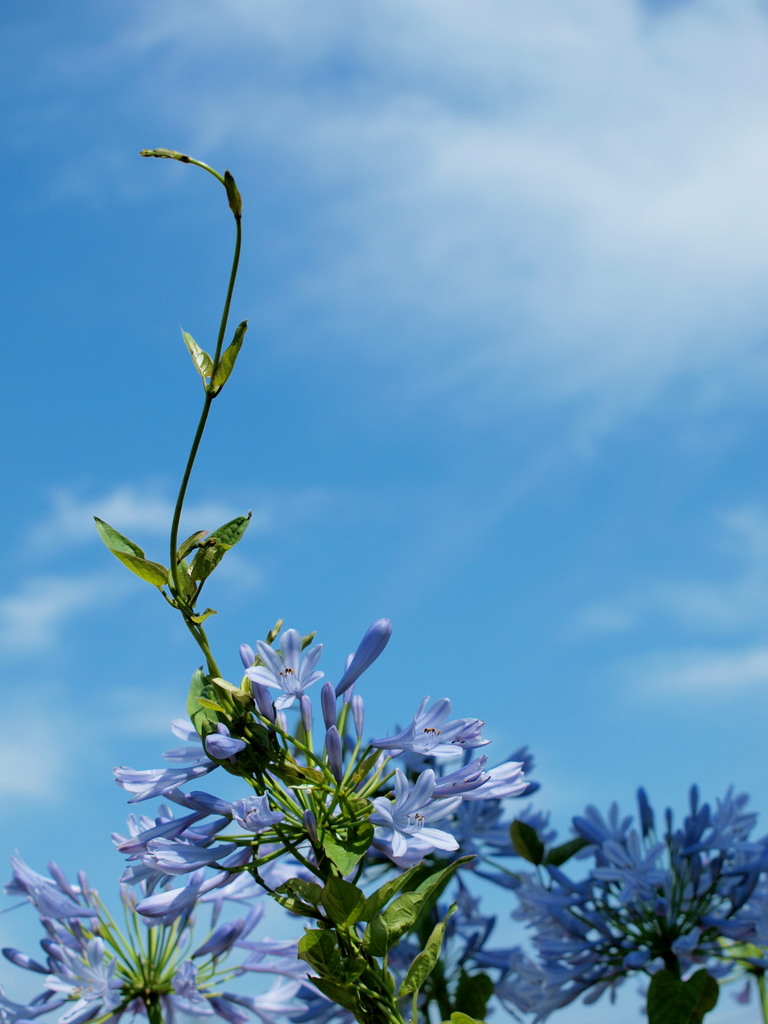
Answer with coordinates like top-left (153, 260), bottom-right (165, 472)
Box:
top-left (1, 1), bottom-right (767, 1020)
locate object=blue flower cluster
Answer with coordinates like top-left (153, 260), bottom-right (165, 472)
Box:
top-left (501, 787), bottom-right (768, 1020)
top-left (111, 621), bottom-right (530, 918)
top-left (2, 856), bottom-right (309, 1024)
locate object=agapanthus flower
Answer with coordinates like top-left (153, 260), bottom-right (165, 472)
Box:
top-left (2, 855), bottom-right (317, 1024)
top-left (505, 786), bottom-right (768, 1019)
top-left (245, 629), bottom-right (323, 710)
top-left (370, 768), bottom-right (462, 864)
top-left (371, 697), bottom-right (488, 758)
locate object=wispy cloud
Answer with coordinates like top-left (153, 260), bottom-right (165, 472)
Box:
top-left (31, 0), bottom-right (768, 434)
top-left (27, 485), bottom-right (261, 553)
top-left (0, 573), bottom-right (131, 655)
top-left (626, 645), bottom-right (768, 697)
top-left (569, 505), bottom-right (768, 639)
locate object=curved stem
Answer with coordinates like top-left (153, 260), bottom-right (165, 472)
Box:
top-left (166, 182), bottom-right (243, 679)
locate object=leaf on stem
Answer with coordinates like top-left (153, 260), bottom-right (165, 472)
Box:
top-left (211, 321), bottom-right (247, 391)
top-left (510, 819), bottom-right (545, 865)
top-left (94, 518), bottom-right (168, 588)
top-left (646, 969), bottom-right (719, 1024)
top-left (399, 904), bottom-right (457, 996)
top-left (181, 329), bottom-right (213, 383)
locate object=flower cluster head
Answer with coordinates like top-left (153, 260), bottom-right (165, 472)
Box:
top-left (502, 786), bottom-right (768, 1020)
top-left (113, 620), bottom-right (531, 894)
top-left (2, 855), bottom-right (308, 1024)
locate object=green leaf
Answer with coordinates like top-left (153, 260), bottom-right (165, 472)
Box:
top-left (181, 328), bottom-right (213, 381)
top-left (197, 696), bottom-right (227, 714)
top-left (189, 607), bottom-right (217, 624)
top-left (94, 517), bottom-right (145, 557)
top-left (510, 819), bottom-right (545, 865)
top-left (297, 929), bottom-right (344, 978)
top-left (212, 320), bottom-right (247, 390)
top-left (176, 530), bottom-right (208, 563)
top-left (320, 877), bottom-right (366, 928)
top-left (189, 544), bottom-right (226, 583)
top-left (206, 513), bottom-right (252, 549)
top-left (186, 668), bottom-right (220, 737)
top-left (398, 905), bottom-right (456, 996)
top-left (321, 824), bottom-right (374, 876)
top-left (307, 976), bottom-right (360, 1016)
top-left (438, 1015), bottom-right (489, 1024)
top-left (359, 863), bottom-right (425, 922)
top-left (647, 969), bottom-right (719, 1024)
top-left (94, 518), bottom-right (168, 587)
top-left (272, 878), bottom-right (324, 917)
top-left (454, 971), bottom-right (495, 1021)
top-left (359, 855), bottom-right (472, 924)
top-left (545, 837), bottom-right (589, 866)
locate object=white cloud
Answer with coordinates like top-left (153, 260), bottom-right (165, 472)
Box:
top-left (75, 0), bottom-right (768, 432)
top-left (27, 485), bottom-right (259, 552)
top-left (0, 573), bottom-right (131, 655)
top-left (0, 691), bottom-right (75, 802)
top-left (628, 645), bottom-right (768, 696)
top-left (569, 505), bottom-right (768, 639)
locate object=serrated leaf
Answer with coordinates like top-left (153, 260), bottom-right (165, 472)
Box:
top-left (647, 969), bottom-right (719, 1024)
top-left (321, 825), bottom-right (373, 876)
top-left (545, 837), bottom-right (589, 866)
top-left (363, 891), bottom-right (424, 957)
top-left (182, 328), bottom-right (213, 380)
top-left (510, 819), bottom-right (545, 865)
top-left (212, 321), bottom-right (247, 390)
top-left (273, 878), bottom-right (323, 916)
top-left (398, 905), bottom-right (456, 996)
top-left (320, 877), bottom-right (366, 928)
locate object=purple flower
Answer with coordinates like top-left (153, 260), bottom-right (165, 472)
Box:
top-left (371, 697), bottom-right (488, 757)
top-left (204, 723), bottom-right (246, 761)
top-left (335, 618), bottom-right (392, 696)
top-left (231, 796), bottom-right (284, 833)
top-left (370, 768), bottom-right (462, 862)
top-left (245, 629), bottom-right (323, 710)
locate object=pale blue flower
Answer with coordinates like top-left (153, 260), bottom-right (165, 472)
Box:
top-left (370, 768), bottom-right (462, 862)
top-left (371, 696), bottom-right (488, 757)
top-left (246, 629), bottom-right (323, 710)
top-left (335, 618), bottom-right (392, 696)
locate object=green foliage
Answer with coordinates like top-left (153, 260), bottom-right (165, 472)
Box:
top-left (181, 329), bottom-right (213, 383)
top-left (438, 1014), bottom-right (489, 1024)
top-left (321, 823), bottom-right (374, 876)
top-left (186, 668), bottom-right (221, 737)
top-left (212, 320), bottom-right (247, 391)
top-left (93, 517), bottom-right (168, 588)
top-left (647, 969), bottom-right (719, 1024)
top-left (454, 971), bottom-right (494, 1021)
top-left (510, 819), bottom-right (544, 865)
top-left (362, 858), bottom-right (471, 957)
top-left (398, 904), bottom-right (456, 997)
top-left (320, 877), bottom-right (366, 928)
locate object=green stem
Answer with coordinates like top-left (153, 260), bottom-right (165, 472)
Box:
top-left (758, 972), bottom-right (768, 1024)
top-left (164, 164), bottom-right (243, 678)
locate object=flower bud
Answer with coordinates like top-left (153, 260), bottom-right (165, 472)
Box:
top-left (336, 618), bottom-right (392, 696)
